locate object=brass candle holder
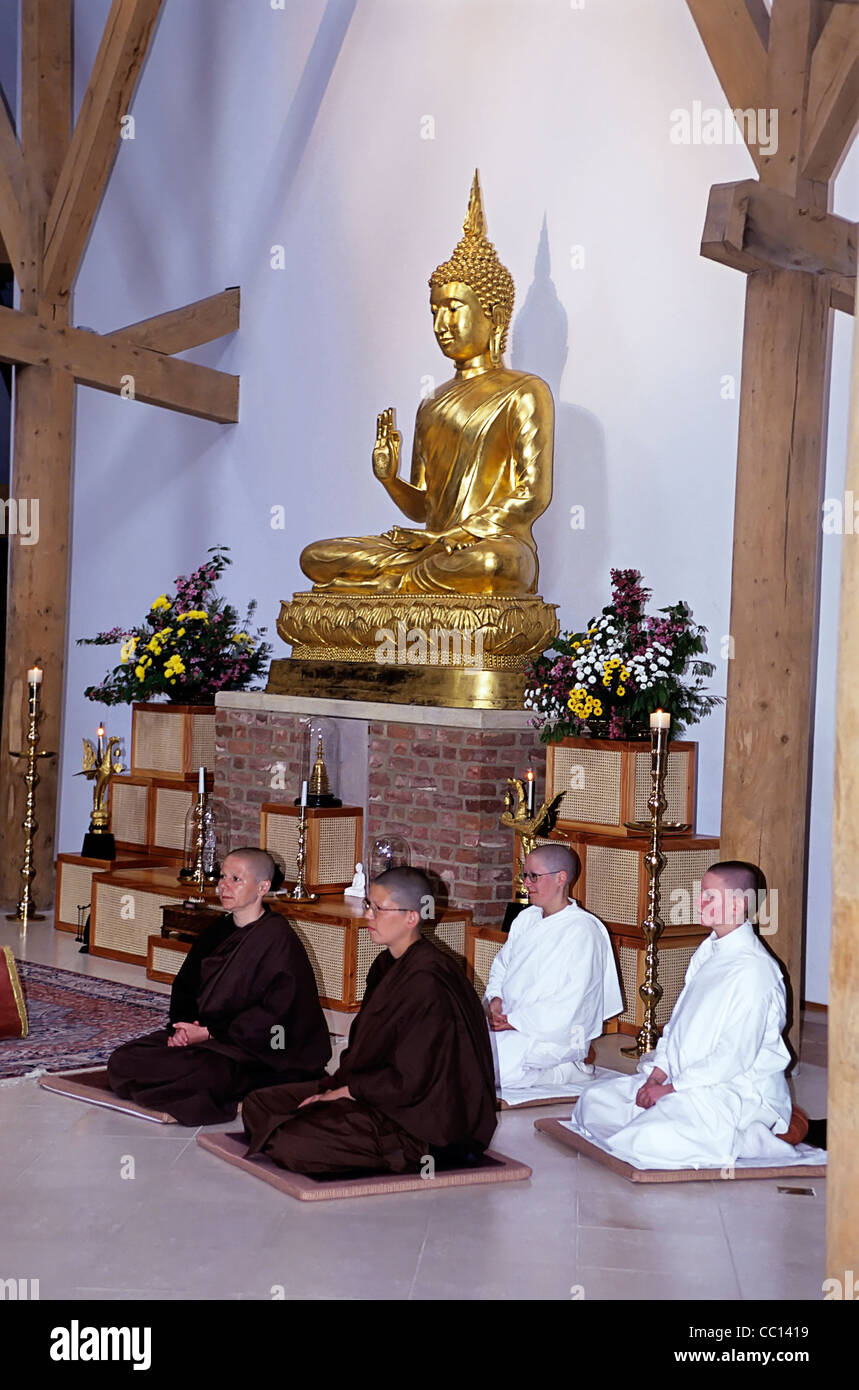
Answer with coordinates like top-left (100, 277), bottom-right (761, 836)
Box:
top-left (501, 778), bottom-right (565, 904)
top-left (77, 726), bottom-right (123, 859)
top-left (622, 715), bottom-right (670, 1057)
top-left (177, 789), bottom-right (221, 906)
top-left (181, 789), bottom-right (210, 906)
top-left (7, 673), bottom-right (56, 929)
top-left (290, 804), bottom-right (318, 903)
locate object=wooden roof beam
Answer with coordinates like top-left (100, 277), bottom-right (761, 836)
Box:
top-left (42, 0), bottom-right (163, 300)
top-left (802, 4), bottom-right (859, 180)
top-left (702, 178), bottom-right (857, 280)
top-left (0, 304), bottom-right (239, 422)
top-left (112, 288), bottom-right (241, 354)
top-left (685, 1), bottom-right (771, 169)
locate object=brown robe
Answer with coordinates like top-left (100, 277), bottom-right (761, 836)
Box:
top-left (107, 910), bottom-right (330, 1125)
top-left (242, 934), bottom-right (497, 1174)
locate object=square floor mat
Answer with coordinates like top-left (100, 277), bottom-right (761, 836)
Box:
top-left (197, 1130), bottom-right (532, 1200)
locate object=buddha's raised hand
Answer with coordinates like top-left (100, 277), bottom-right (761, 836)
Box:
top-left (372, 407), bottom-right (401, 481)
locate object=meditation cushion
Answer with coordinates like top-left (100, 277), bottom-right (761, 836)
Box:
top-left (0, 947), bottom-right (28, 1038)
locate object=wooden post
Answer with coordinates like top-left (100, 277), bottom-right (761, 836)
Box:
top-left (0, 0), bottom-right (72, 905)
top-left (0, 0), bottom-right (239, 907)
top-left (829, 276), bottom-right (859, 1290)
top-left (696, 0), bottom-right (842, 1046)
top-left (719, 269), bottom-right (832, 1039)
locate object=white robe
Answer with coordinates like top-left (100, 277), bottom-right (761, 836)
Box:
top-left (567, 920), bottom-right (795, 1168)
top-left (484, 901), bottom-right (623, 1089)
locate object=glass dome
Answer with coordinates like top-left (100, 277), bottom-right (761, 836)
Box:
top-left (179, 795), bottom-right (231, 886)
top-left (296, 717), bottom-right (342, 807)
top-left (368, 834), bottom-right (411, 880)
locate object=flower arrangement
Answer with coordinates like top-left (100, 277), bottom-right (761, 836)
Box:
top-left (78, 546), bottom-right (272, 706)
top-left (524, 568), bottom-right (721, 742)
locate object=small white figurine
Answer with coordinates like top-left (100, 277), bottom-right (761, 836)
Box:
top-left (344, 861), bottom-right (366, 898)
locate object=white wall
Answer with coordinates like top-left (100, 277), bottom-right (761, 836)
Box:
top-left (49, 0), bottom-right (854, 1000)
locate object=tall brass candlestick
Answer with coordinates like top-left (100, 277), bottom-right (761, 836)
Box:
top-left (7, 671), bottom-right (56, 929)
top-left (622, 713), bottom-right (671, 1057)
top-left (290, 806), bottom-right (318, 903)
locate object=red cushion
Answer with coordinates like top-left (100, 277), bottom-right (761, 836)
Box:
top-left (0, 947), bottom-right (27, 1039)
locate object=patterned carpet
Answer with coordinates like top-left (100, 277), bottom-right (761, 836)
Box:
top-left (0, 961), bottom-right (167, 1079)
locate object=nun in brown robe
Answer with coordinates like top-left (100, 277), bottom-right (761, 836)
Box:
top-left (243, 872), bottom-right (497, 1174)
top-left (107, 852), bottom-right (331, 1125)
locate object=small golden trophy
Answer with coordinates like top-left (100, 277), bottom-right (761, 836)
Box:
top-left (7, 665), bottom-right (56, 929)
top-left (500, 770), bottom-right (564, 929)
top-left (78, 724), bottom-right (123, 859)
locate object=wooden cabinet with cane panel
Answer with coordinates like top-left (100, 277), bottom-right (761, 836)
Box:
top-left (574, 833), bottom-right (719, 932)
top-left (90, 867), bottom-right (220, 965)
top-left (267, 896), bottom-right (472, 1010)
top-left (147, 934), bottom-right (192, 984)
top-left (466, 926), bottom-right (507, 999)
top-left (53, 852), bottom-right (164, 934)
top-left (606, 923), bottom-right (708, 1036)
top-left (261, 803), bottom-right (363, 896)
top-left (109, 774), bottom-right (213, 860)
top-left (130, 702), bottom-right (216, 780)
top-left (546, 738), bottom-right (697, 837)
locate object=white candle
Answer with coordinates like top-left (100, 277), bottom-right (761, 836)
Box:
top-left (198, 765), bottom-right (206, 794)
top-left (300, 779), bottom-right (308, 807)
top-left (97, 725), bottom-right (105, 757)
top-left (650, 709), bottom-right (671, 730)
top-left (525, 768), bottom-right (535, 813)
top-left (27, 666), bottom-right (42, 686)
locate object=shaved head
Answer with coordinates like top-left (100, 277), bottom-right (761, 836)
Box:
top-left (372, 866), bottom-right (431, 913)
top-left (529, 843), bottom-right (580, 886)
top-left (706, 860), bottom-right (765, 900)
top-left (225, 848), bottom-right (276, 887)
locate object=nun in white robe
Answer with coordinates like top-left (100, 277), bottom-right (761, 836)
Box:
top-left (567, 919), bottom-right (795, 1168)
top-left (485, 900), bottom-right (623, 1089)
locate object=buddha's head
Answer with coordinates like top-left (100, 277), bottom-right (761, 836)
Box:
top-left (429, 171), bottom-right (514, 367)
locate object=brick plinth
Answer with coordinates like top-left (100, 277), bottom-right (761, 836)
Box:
top-left (367, 722), bottom-right (546, 926)
top-left (215, 709), bottom-right (305, 846)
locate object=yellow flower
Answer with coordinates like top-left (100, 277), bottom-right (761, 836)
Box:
top-left (617, 686), bottom-right (626, 697)
top-left (151, 595), bottom-right (170, 612)
top-left (593, 700), bottom-right (603, 716)
top-left (602, 677), bottom-right (611, 687)
top-left (145, 638), bottom-right (162, 655)
top-left (120, 636), bottom-right (138, 664)
top-left (621, 667), bottom-right (630, 680)
top-left (164, 655), bottom-right (185, 678)
top-left (177, 627), bottom-right (186, 637)
top-left (135, 664), bottom-right (146, 680)
top-left (177, 610), bottom-right (208, 623)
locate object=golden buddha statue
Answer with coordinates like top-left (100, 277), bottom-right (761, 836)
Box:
top-left (269, 172), bottom-right (559, 709)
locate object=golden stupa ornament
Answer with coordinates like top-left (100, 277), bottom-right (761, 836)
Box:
top-left (269, 171), bottom-right (558, 709)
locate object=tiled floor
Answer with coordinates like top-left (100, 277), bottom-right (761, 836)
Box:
top-left (0, 917), bottom-right (828, 1301)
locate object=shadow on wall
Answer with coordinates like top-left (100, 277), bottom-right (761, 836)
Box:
top-left (511, 216), bottom-right (607, 628)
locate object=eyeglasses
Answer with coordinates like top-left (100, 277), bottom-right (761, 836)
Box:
top-left (363, 898), bottom-right (414, 914)
top-left (521, 871), bottom-right (559, 883)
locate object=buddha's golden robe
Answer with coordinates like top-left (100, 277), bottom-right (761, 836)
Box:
top-left (300, 367), bottom-right (554, 596)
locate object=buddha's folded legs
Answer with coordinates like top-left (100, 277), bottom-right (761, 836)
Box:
top-left (300, 532), bottom-right (537, 596)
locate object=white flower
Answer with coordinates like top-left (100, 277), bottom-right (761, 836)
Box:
top-left (658, 656), bottom-right (669, 667)
top-left (588, 676), bottom-right (596, 685)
